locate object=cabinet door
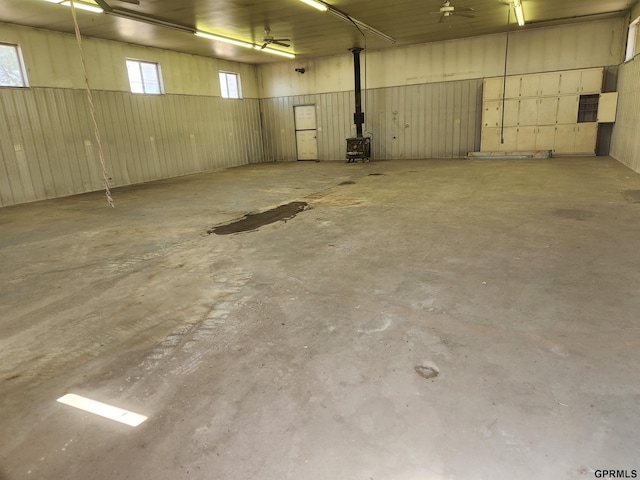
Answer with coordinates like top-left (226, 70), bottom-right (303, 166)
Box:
top-left (518, 98), bottom-right (539, 126)
top-left (481, 127), bottom-right (501, 152)
top-left (539, 73), bottom-right (560, 96)
top-left (519, 74), bottom-right (540, 97)
top-left (538, 97), bottom-right (559, 125)
top-left (498, 127), bottom-right (518, 151)
top-left (505, 76), bottom-right (521, 98)
top-left (484, 77), bottom-right (504, 101)
top-left (503, 99), bottom-right (520, 126)
top-left (580, 69), bottom-right (603, 94)
top-left (517, 127), bottom-right (537, 150)
top-left (559, 70), bottom-right (583, 94)
top-left (483, 100), bottom-right (502, 127)
top-left (557, 95), bottom-right (579, 124)
top-left (554, 125), bottom-right (576, 153)
top-left (597, 92), bottom-right (619, 123)
top-left (574, 123), bottom-right (597, 154)
top-left (536, 126), bottom-right (556, 150)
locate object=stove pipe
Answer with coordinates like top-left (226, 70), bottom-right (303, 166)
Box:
top-left (350, 47), bottom-right (364, 138)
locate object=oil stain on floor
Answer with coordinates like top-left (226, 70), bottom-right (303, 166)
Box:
top-left (208, 201), bottom-right (308, 235)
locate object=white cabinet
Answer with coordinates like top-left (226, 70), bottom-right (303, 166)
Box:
top-left (559, 68), bottom-right (603, 94)
top-left (484, 77), bottom-right (504, 101)
top-left (481, 68), bottom-right (606, 155)
top-left (504, 99), bottom-right (519, 126)
top-left (537, 97), bottom-right (558, 125)
top-left (553, 123), bottom-right (597, 154)
top-left (597, 92), bottom-right (619, 123)
top-left (536, 126), bottom-right (556, 150)
top-left (557, 95), bottom-right (579, 124)
top-left (574, 123), bottom-right (598, 154)
top-left (539, 73), bottom-right (561, 96)
top-left (483, 100), bottom-right (502, 127)
top-left (518, 98), bottom-right (539, 126)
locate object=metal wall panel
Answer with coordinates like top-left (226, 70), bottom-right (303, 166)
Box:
top-left (0, 87), bottom-right (264, 207)
top-left (610, 58), bottom-right (640, 173)
top-left (260, 79), bottom-right (482, 162)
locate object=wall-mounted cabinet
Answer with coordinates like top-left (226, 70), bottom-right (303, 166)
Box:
top-left (481, 124), bottom-right (597, 155)
top-left (481, 67), bottom-right (612, 155)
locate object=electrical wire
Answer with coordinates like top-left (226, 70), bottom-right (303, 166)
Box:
top-left (501, 5), bottom-right (511, 145)
top-left (69, 0), bottom-right (114, 207)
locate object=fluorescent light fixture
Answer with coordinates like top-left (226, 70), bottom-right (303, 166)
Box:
top-left (254, 46), bottom-right (296, 59)
top-left (298, 0), bottom-right (328, 12)
top-left (298, 0), bottom-right (395, 44)
top-left (195, 31), bottom-right (254, 49)
top-left (513, 0), bottom-right (525, 26)
top-left (44, 0), bottom-right (103, 13)
top-left (63, 1), bottom-right (104, 13)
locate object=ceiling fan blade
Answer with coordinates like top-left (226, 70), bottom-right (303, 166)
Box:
top-left (459, 7), bottom-right (474, 11)
top-left (261, 42), bottom-right (268, 50)
top-left (438, 14), bottom-right (445, 23)
top-left (115, 0), bottom-right (140, 3)
top-left (456, 12), bottom-right (476, 18)
top-left (429, 11), bottom-right (442, 14)
top-left (273, 41), bottom-right (291, 47)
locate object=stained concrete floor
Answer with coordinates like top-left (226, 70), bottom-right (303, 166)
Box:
top-left (1, 157), bottom-right (640, 480)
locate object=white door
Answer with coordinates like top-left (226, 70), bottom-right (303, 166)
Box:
top-left (554, 125), bottom-right (576, 154)
top-left (580, 69), bottom-right (603, 94)
top-left (519, 74), bottom-right (540, 97)
top-left (557, 96), bottom-right (579, 124)
top-left (294, 105), bottom-right (318, 161)
top-left (539, 73), bottom-right (560, 96)
top-left (483, 101), bottom-right (502, 127)
top-left (516, 126), bottom-right (537, 150)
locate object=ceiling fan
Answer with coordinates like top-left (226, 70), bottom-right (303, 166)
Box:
top-left (261, 28), bottom-right (291, 49)
top-left (430, 1), bottom-right (475, 22)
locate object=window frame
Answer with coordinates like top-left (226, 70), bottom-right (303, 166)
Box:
top-left (625, 16), bottom-right (640, 63)
top-left (219, 71), bottom-right (242, 99)
top-left (125, 58), bottom-right (164, 95)
top-left (0, 42), bottom-right (30, 88)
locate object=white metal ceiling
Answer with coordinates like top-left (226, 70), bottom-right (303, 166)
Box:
top-left (0, 0), bottom-right (636, 64)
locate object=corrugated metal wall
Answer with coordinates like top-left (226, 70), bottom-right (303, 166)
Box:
top-left (610, 57), bottom-right (640, 173)
top-left (260, 79), bottom-right (482, 162)
top-left (0, 88), bottom-right (263, 207)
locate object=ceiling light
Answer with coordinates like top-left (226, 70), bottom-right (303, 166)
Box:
top-left (254, 46), bottom-right (296, 59)
top-left (513, 0), bottom-right (525, 26)
top-left (195, 31), bottom-right (254, 49)
top-left (298, 0), bottom-right (328, 12)
top-left (43, 0), bottom-right (103, 13)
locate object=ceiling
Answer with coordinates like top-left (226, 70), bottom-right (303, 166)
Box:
top-left (0, 0), bottom-right (636, 64)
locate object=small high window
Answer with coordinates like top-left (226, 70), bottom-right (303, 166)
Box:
top-left (126, 59), bottom-right (163, 94)
top-left (219, 71), bottom-right (242, 99)
top-left (0, 43), bottom-right (29, 87)
top-left (625, 16), bottom-right (640, 62)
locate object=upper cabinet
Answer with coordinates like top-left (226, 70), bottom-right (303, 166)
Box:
top-left (484, 68), bottom-right (603, 100)
top-left (559, 68), bottom-right (603, 94)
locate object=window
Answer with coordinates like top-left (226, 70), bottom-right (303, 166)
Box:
top-left (219, 71), bottom-right (242, 99)
top-left (625, 16), bottom-right (640, 62)
top-left (126, 59), bottom-right (163, 94)
top-left (0, 43), bottom-right (29, 87)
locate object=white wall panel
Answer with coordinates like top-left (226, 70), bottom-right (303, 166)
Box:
top-left (0, 23), bottom-right (259, 98)
top-left (260, 79), bottom-right (482, 162)
top-left (258, 18), bottom-right (625, 98)
top-left (610, 57), bottom-right (640, 173)
top-left (0, 88), bottom-right (263, 207)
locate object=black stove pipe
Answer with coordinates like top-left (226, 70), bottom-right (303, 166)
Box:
top-left (350, 47), bottom-right (364, 138)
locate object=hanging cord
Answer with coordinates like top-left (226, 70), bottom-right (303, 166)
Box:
top-left (500, 5), bottom-right (511, 144)
top-left (69, 0), bottom-right (114, 207)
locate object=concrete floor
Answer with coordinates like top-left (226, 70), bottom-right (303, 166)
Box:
top-left (1, 157), bottom-right (640, 480)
